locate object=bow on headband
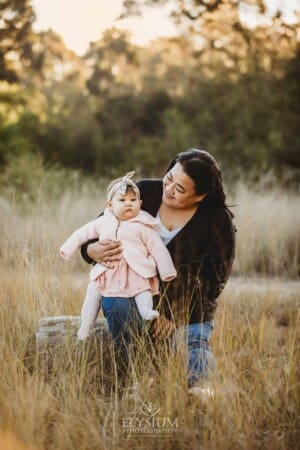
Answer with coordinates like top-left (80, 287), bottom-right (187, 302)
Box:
top-left (107, 171), bottom-right (140, 202)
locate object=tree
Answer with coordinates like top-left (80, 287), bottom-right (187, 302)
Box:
top-left (0, 0), bottom-right (35, 82)
top-left (24, 29), bottom-right (85, 89)
top-left (121, 0), bottom-right (299, 75)
top-left (85, 28), bottom-right (139, 97)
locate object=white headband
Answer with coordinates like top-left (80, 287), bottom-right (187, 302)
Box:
top-left (107, 171), bottom-right (140, 202)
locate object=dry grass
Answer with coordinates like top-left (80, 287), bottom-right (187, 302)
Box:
top-left (0, 181), bottom-right (299, 450)
top-left (231, 182), bottom-right (300, 277)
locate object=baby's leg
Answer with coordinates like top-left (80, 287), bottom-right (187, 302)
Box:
top-left (77, 281), bottom-right (102, 340)
top-left (134, 290), bottom-right (159, 321)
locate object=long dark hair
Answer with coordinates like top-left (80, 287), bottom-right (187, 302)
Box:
top-left (165, 148), bottom-right (233, 215)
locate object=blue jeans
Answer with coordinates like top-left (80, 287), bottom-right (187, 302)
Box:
top-left (172, 321), bottom-right (216, 387)
top-left (102, 296), bottom-right (216, 387)
top-left (102, 296), bottom-right (143, 381)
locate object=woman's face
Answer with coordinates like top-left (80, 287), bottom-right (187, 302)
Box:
top-left (162, 162), bottom-right (206, 210)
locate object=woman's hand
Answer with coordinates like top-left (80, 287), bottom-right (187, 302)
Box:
top-left (87, 239), bottom-right (122, 267)
top-left (150, 315), bottom-right (176, 340)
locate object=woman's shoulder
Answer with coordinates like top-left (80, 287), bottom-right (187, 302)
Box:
top-left (195, 206), bottom-right (235, 234)
top-left (197, 203), bottom-right (233, 220)
top-left (212, 206), bottom-right (234, 222)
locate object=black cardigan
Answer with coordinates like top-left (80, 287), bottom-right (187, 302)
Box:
top-left (81, 179), bottom-right (236, 325)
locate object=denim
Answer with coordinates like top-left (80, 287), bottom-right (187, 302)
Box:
top-left (173, 321), bottom-right (216, 387)
top-left (102, 296), bottom-right (216, 387)
top-left (102, 296), bottom-right (143, 381)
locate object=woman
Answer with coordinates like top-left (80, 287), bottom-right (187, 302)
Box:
top-left (81, 149), bottom-right (236, 390)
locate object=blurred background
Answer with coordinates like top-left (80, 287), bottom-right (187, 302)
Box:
top-left (0, 0), bottom-right (299, 182)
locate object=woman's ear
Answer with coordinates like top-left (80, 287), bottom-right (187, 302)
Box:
top-left (106, 200), bottom-right (112, 208)
top-left (196, 192), bottom-right (207, 203)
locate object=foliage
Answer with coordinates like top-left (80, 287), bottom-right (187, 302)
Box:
top-left (25, 29), bottom-right (84, 88)
top-left (121, 1), bottom-right (299, 71)
top-left (0, 0), bottom-right (35, 82)
top-left (0, 3), bottom-right (299, 183)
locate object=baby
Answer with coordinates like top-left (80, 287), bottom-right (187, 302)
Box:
top-left (60, 171), bottom-right (176, 340)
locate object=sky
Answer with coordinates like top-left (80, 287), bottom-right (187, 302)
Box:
top-left (32, 0), bottom-right (300, 56)
top-left (31, 0), bottom-right (177, 55)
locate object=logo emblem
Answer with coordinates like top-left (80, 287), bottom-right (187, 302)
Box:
top-left (140, 402), bottom-right (160, 417)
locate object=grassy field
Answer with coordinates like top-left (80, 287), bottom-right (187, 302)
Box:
top-left (0, 180), bottom-right (299, 450)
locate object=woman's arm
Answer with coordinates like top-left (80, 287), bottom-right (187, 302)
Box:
top-left (200, 209), bottom-right (236, 312)
top-left (81, 239), bottom-right (122, 266)
top-left (80, 238), bottom-right (100, 264)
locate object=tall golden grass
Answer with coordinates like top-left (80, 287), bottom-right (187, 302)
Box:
top-left (231, 182), bottom-right (300, 277)
top-left (0, 179), bottom-right (299, 450)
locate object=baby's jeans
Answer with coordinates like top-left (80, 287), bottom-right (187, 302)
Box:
top-left (102, 296), bottom-right (143, 384)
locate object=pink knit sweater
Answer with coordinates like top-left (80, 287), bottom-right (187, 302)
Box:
top-left (60, 209), bottom-right (177, 288)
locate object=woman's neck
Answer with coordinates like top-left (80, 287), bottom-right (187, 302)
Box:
top-left (158, 203), bottom-right (198, 231)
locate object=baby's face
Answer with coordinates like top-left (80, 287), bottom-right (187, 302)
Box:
top-left (108, 190), bottom-right (141, 221)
